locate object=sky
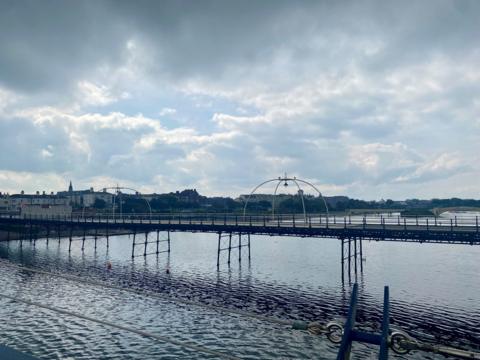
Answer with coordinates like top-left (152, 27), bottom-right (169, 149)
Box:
top-left (0, 0), bottom-right (479, 200)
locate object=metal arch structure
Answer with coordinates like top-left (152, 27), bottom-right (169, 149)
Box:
top-left (242, 175), bottom-right (329, 221)
top-left (102, 186), bottom-right (152, 218)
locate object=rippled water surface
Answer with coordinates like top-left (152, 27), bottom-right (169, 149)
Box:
top-left (0, 228), bottom-right (478, 359)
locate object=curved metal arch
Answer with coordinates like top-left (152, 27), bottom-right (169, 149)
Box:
top-left (271, 180), bottom-right (282, 219)
top-left (242, 176), bottom-right (329, 221)
top-left (242, 178), bottom-right (283, 219)
top-left (293, 179), bottom-right (329, 219)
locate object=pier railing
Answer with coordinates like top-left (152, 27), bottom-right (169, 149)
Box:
top-left (1, 212), bottom-right (479, 231)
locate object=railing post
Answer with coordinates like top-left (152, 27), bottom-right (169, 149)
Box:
top-left (415, 215), bottom-right (418, 226)
top-left (336, 283), bottom-right (358, 359)
top-left (249, 216), bottom-right (252, 227)
top-left (451, 219), bottom-right (453, 232)
top-left (404, 217), bottom-right (407, 231)
top-left (344, 216), bottom-right (347, 229)
top-left (426, 218), bottom-right (429, 231)
top-left (263, 215), bottom-right (266, 227)
top-left (455, 215), bottom-right (457, 227)
top-left (277, 215), bottom-right (280, 227)
top-left (292, 214), bottom-right (295, 228)
top-left (235, 215), bottom-right (238, 226)
top-left (379, 286), bottom-right (390, 360)
top-left (435, 216), bottom-right (437, 226)
top-left (476, 216), bottom-right (479, 233)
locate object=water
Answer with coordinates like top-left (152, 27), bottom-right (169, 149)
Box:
top-left (0, 228), bottom-right (478, 359)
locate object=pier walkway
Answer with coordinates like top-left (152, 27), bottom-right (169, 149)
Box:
top-left (1, 213), bottom-right (479, 245)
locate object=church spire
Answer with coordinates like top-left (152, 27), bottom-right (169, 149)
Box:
top-left (68, 180), bottom-right (73, 192)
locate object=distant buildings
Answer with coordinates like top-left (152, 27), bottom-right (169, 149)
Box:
top-left (0, 190), bottom-right (71, 217)
top-left (57, 181), bottom-right (114, 208)
top-left (0, 181), bottom-right (114, 217)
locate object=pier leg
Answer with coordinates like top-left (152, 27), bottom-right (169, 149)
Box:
top-left (247, 234), bottom-right (251, 261)
top-left (359, 238), bottom-right (363, 272)
top-left (167, 231), bottom-right (171, 253)
top-left (353, 237), bottom-right (357, 275)
top-left (131, 232), bottom-right (136, 258)
top-left (58, 225), bottom-right (61, 243)
top-left (81, 227), bottom-right (86, 251)
top-left (238, 233), bottom-right (242, 262)
top-left (348, 237), bottom-right (351, 278)
top-left (156, 230), bottom-right (159, 254)
top-left (341, 238), bottom-right (345, 282)
top-left (94, 228), bottom-right (98, 250)
top-left (227, 233), bottom-right (232, 265)
top-left (69, 227), bottom-right (73, 252)
top-left (144, 232), bottom-right (148, 257)
top-left (217, 233), bottom-right (221, 268)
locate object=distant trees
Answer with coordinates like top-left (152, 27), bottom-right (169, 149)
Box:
top-left (89, 189), bottom-right (480, 214)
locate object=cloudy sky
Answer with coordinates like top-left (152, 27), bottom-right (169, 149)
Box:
top-left (0, 0), bottom-right (479, 199)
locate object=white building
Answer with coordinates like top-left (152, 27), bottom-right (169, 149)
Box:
top-left (57, 182), bottom-right (114, 208)
top-left (8, 192), bottom-right (69, 213)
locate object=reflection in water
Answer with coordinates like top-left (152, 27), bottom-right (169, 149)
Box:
top-left (0, 231), bottom-right (478, 359)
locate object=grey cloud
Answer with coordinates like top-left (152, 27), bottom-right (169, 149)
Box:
top-left (2, 1), bottom-right (480, 95)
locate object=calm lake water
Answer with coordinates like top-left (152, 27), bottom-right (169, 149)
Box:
top-left (0, 223), bottom-right (478, 359)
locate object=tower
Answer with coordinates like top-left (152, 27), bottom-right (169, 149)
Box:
top-left (68, 181), bottom-right (73, 192)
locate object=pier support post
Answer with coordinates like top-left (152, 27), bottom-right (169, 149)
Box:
top-left (144, 232), bottom-right (148, 256)
top-left (247, 234), bottom-right (251, 261)
top-left (156, 230), bottom-right (159, 254)
top-left (348, 237), bottom-right (351, 276)
top-left (354, 237), bottom-right (357, 274)
top-left (359, 238), bottom-right (363, 272)
top-left (227, 233), bottom-right (232, 265)
top-left (69, 227), bottom-right (73, 252)
top-left (217, 233), bottom-right (221, 268)
top-left (131, 231), bottom-right (136, 258)
top-left (167, 231), bottom-right (171, 253)
top-left (81, 226), bottom-right (86, 251)
top-left (238, 233), bottom-right (242, 262)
